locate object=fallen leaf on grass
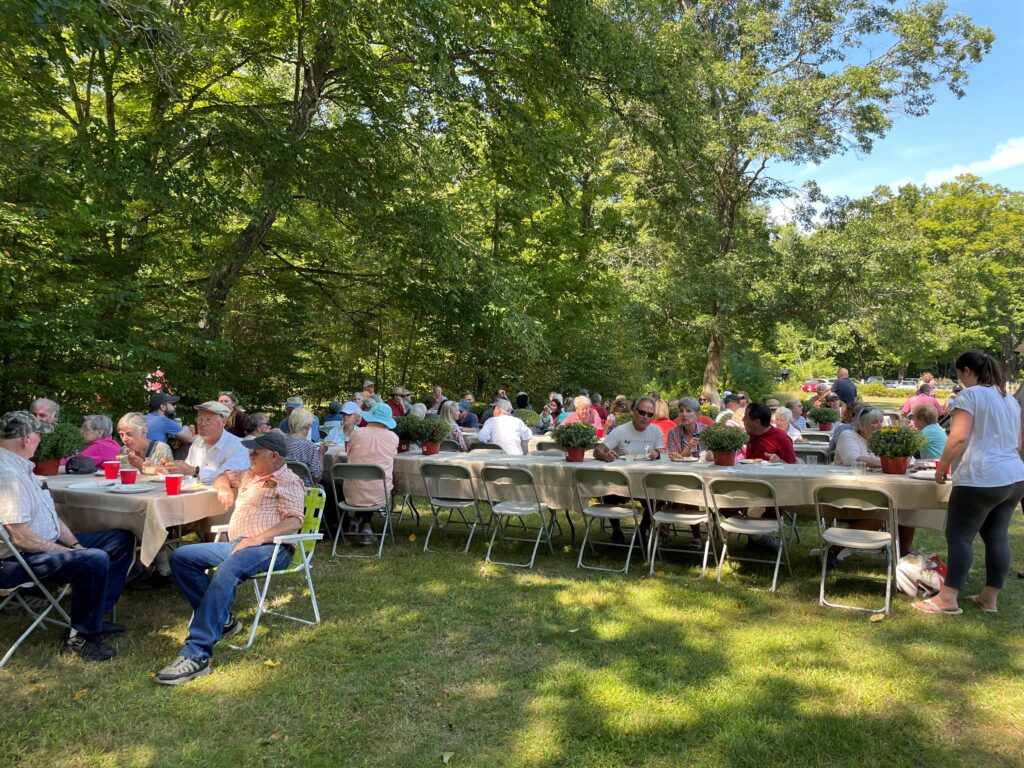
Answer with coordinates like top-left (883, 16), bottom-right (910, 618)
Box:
top-left (567, 628), bottom-right (580, 634)
top-left (73, 689), bottom-right (89, 701)
top-left (408, 534), bottom-right (417, 542)
top-left (656, 570), bottom-right (667, 577)
top-left (869, 613), bottom-right (886, 623)
top-left (263, 659), bottom-right (281, 668)
top-left (258, 730), bottom-right (282, 745)
top-left (442, 752), bottom-right (455, 764)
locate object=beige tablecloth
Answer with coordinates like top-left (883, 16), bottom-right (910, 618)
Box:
top-left (48, 476), bottom-right (228, 566)
top-left (392, 453), bottom-right (950, 530)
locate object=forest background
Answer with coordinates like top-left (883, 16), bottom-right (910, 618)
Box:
top-left (2, 0), bottom-right (1020, 416)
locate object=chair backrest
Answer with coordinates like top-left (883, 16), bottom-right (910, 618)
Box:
top-left (330, 462), bottom-right (389, 511)
top-left (291, 487), bottom-right (326, 567)
top-left (803, 433), bottom-right (831, 443)
top-left (439, 439), bottom-right (462, 452)
top-left (469, 442), bottom-right (503, 452)
top-left (813, 485), bottom-right (895, 526)
top-left (422, 461), bottom-right (476, 501)
top-left (642, 471), bottom-right (707, 508)
top-left (536, 441), bottom-right (560, 451)
top-left (286, 460), bottom-right (314, 487)
top-left (707, 477), bottom-right (778, 512)
top-left (573, 467), bottom-right (632, 503)
top-left (481, 466), bottom-right (541, 510)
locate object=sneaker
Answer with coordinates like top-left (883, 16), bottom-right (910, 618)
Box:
top-left (222, 614), bottom-right (243, 639)
top-left (60, 633), bottom-right (116, 662)
top-left (154, 655), bottom-right (210, 686)
top-left (99, 621), bottom-right (127, 638)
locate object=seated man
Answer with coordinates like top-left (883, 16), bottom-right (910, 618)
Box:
top-left (477, 399), bottom-right (531, 455)
top-left (743, 403), bottom-right (797, 463)
top-left (786, 399), bottom-right (807, 430)
top-left (456, 400), bottom-right (479, 429)
top-left (29, 398), bottom-right (60, 424)
top-left (146, 392), bottom-right (194, 446)
top-left (244, 412), bottom-right (271, 438)
top-left (0, 411), bottom-right (133, 661)
top-left (155, 432), bottom-right (305, 685)
top-left (164, 401), bottom-right (250, 482)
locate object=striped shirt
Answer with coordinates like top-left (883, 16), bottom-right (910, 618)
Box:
top-left (0, 448), bottom-right (61, 558)
top-left (227, 464), bottom-right (305, 541)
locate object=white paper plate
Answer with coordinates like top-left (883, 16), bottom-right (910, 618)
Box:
top-left (909, 469), bottom-right (938, 480)
top-left (67, 480), bottom-right (116, 490)
top-left (108, 484), bottom-right (155, 494)
top-left (738, 459), bottom-right (763, 464)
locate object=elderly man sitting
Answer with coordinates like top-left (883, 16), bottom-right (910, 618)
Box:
top-left (163, 401), bottom-right (250, 483)
top-left (0, 411), bottom-right (134, 661)
top-left (477, 399), bottom-right (531, 455)
top-left (29, 398), bottom-right (60, 424)
top-left (155, 432), bottom-right (306, 685)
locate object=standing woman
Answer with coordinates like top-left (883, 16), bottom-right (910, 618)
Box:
top-left (914, 350), bottom-right (1024, 614)
top-left (218, 392), bottom-right (247, 438)
top-left (439, 400), bottom-right (467, 451)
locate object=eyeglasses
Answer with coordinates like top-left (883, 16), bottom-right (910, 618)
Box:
top-left (698, 397), bottom-right (709, 403)
top-left (636, 409), bottom-right (655, 418)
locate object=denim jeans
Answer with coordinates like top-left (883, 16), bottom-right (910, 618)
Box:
top-left (169, 540), bottom-right (292, 661)
top-left (0, 529), bottom-right (134, 636)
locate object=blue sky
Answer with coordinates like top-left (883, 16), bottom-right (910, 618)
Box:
top-left (769, 0), bottom-right (1024, 218)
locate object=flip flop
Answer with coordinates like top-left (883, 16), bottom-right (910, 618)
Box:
top-left (912, 597), bottom-right (962, 615)
top-left (966, 595), bottom-right (997, 614)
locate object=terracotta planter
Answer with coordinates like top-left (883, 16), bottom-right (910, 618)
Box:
top-left (32, 458), bottom-right (61, 476)
top-left (712, 450), bottom-right (737, 467)
top-left (817, 421), bottom-right (834, 431)
top-left (565, 446), bottom-right (585, 462)
top-left (397, 439), bottom-right (411, 454)
top-left (422, 441), bottom-right (440, 456)
top-left (880, 455), bottom-right (910, 475)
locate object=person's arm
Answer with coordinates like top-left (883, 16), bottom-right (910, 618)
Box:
top-left (231, 516), bottom-right (302, 553)
top-left (593, 443), bottom-right (618, 462)
top-left (212, 472), bottom-right (238, 509)
top-left (174, 427), bottom-right (195, 444)
top-left (4, 522), bottom-right (76, 554)
top-left (478, 419), bottom-right (494, 443)
top-left (231, 483), bottom-right (305, 552)
top-left (936, 408), bottom-right (972, 484)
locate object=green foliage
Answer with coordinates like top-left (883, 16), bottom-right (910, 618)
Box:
top-left (867, 426), bottom-right (928, 458)
top-left (700, 403), bottom-right (720, 420)
top-left (35, 422), bottom-right (85, 461)
top-left (513, 409), bottom-right (540, 428)
top-left (808, 407), bottom-right (840, 424)
top-left (698, 423), bottom-right (749, 453)
top-left (406, 418), bottom-right (451, 443)
top-left (614, 412), bottom-right (632, 426)
top-left (550, 422), bottom-right (598, 449)
top-left (393, 416), bottom-right (418, 441)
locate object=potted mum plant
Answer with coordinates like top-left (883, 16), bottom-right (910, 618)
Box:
top-left (550, 422), bottom-right (598, 462)
top-left (808, 406), bottom-right (840, 431)
top-left (699, 403), bottom-right (720, 420)
top-left (514, 408), bottom-right (541, 430)
top-left (34, 422), bottom-right (84, 476)
top-left (393, 415), bottom-right (418, 453)
top-left (407, 417), bottom-right (451, 455)
top-left (698, 423), bottom-right (749, 466)
top-left (867, 426), bottom-right (927, 475)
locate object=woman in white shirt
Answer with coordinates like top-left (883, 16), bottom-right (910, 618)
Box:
top-left (914, 350), bottom-right (1024, 615)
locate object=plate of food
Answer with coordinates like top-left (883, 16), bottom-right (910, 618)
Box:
top-left (667, 452), bottom-right (698, 462)
top-left (108, 484), bottom-right (155, 494)
top-left (738, 458), bottom-right (763, 464)
top-left (67, 480), bottom-right (116, 490)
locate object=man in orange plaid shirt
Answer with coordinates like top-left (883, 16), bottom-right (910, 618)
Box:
top-left (155, 432), bottom-right (304, 685)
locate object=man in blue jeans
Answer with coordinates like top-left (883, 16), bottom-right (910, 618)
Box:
top-left (0, 411), bottom-right (134, 661)
top-left (155, 431), bottom-right (304, 685)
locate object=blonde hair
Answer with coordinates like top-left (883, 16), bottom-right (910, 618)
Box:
top-left (911, 403), bottom-right (938, 426)
top-left (654, 399), bottom-right (669, 421)
top-left (288, 407), bottom-right (314, 434)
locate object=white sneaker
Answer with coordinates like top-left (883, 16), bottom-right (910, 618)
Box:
top-left (154, 655), bottom-right (210, 686)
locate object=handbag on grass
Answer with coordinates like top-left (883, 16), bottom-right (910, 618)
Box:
top-left (896, 551), bottom-right (947, 597)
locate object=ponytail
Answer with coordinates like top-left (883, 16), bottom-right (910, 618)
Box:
top-left (954, 350), bottom-right (1005, 396)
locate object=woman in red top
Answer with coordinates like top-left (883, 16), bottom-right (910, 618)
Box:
top-left (651, 399), bottom-right (676, 446)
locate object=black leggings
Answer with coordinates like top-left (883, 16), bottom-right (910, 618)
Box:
top-left (945, 481), bottom-right (1024, 590)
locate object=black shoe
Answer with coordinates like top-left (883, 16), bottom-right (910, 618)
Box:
top-left (222, 614), bottom-right (243, 639)
top-left (154, 655), bottom-right (210, 686)
top-left (610, 529), bottom-right (626, 545)
top-left (825, 550), bottom-right (839, 571)
top-left (99, 621), bottom-right (127, 638)
top-left (60, 633), bottom-right (116, 662)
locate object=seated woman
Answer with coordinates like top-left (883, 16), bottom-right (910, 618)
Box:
top-left (408, 402), bottom-right (427, 420)
top-left (218, 391), bottom-right (247, 437)
top-left (912, 403), bottom-right (947, 459)
top-left (325, 402), bottom-right (361, 447)
top-left (666, 397), bottom-right (706, 456)
top-left (118, 412), bottom-right (172, 469)
top-left (284, 407), bottom-right (327, 485)
top-left (64, 415), bottom-right (121, 466)
top-left (344, 403), bottom-right (399, 544)
top-left (829, 401), bottom-right (869, 453)
top-left (772, 407), bottom-right (802, 442)
top-left (538, 399), bottom-right (562, 432)
top-left (439, 400), bottom-right (467, 451)
top-left (651, 399), bottom-right (676, 446)
top-left (604, 397), bottom-right (631, 435)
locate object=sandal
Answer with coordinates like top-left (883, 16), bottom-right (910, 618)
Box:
top-left (966, 595), bottom-right (997, 614)
top-left (912, 597), bottom-right (962, 615)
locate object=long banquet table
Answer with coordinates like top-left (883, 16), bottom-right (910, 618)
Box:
top-left (390, 452), bottom-right (950, 531)
top-left (47, 475), bottom-right (228, 566)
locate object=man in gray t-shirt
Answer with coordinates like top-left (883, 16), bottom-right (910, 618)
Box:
top-left (595, 397), bottom-right (665, 461)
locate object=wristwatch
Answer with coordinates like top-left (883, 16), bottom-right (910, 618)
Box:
top-left (193, 465), bottom-right (200, 478)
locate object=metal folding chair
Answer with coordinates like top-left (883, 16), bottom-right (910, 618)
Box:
top-left (813, 486), bottom-right (899, 614)
top-left (573, 467), bottom-right (646, 574)
top-left (0, 523), bottom-right (72, 668)
top-left (642, 472), bottom-right (717, 578)
top-left (469, 442), bottom-right (503, 452)
top-left (708, 478), bottom-right (792, 592)
top-left (330, 463), bottom-right (393, 558)
top-left (286, 460), bottom-right (315, 487)
top-left (803, 433), bottom-right (831, 443)
top-left (439, 439), bottom-right (462, 452)
top-left (209, 487), bottom-right (326, 651)
top-left (481, 466), bottom-right (553, 569)
top-left (421, 463), bottom-right (484, 553)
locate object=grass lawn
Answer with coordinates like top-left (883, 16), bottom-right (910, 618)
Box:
top-left (1, 503), bottom-right (1022, 768)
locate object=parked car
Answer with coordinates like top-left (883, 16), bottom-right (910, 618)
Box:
top-left (883, 380), bottom-right (900, 389)
top-left (865, 376), bottom-right (884, 384)
top-left (801, 379), bottom-right (824, 393)
top-left (896, 379), bottom-right (918, 390)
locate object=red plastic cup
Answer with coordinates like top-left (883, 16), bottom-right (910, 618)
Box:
top-left (102, 461), bottom-right (121, 480)
top-left (164, 474), bottom-right (183, 496)
top-left (596, 427), bottom-right (604, 439)
top-left (119, 468), bottom-right (137, 485)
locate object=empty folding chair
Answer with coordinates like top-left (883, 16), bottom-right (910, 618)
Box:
top-left (468, 442), bottom-right (503, 452)
top-left (0, 523), bottom-right (71, 668)
top-left (421, 463), bottom-right (484, 553)
top-left (642, 472), bottom-right (717, 578)
top-left (813, 486), bottom-right (899, 614)
top-left (803, 433), bottom-right (831, 443)
top-left (439, 439), bottom-right (462, 452)
top-left (573, 467), bottom-right (646, 574)
top-left (708, 478), bottom-right (791, 592)
top-left (286, 460), bottom-right (315, 487)
top-left (330, 463), bottom-right (393, 558)
top-left (210, 487), bottom-right (326, 650)
top-left (481, 466), bottom-right (553, 569)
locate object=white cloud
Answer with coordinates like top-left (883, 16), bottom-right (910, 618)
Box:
top-left (919, 136), bottom-right (1024, 186)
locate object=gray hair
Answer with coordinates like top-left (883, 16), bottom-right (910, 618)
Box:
top-left (409, 403), bottom-right (427, 419)
top-left (31, 398), bottom-right (60, 418)
top-left (677, 397), bottom-right (700, 413)
top-left (774, 406), bottom-right (793, 423)
top-left (574, 395), bottom-right (591, 408)
top-left (117, 412), bottom-right (148, 434)
top-left (785, 399), bottom-right (802, 411)
top-left (854, 407), bottom-right (884, 432)
top-left (495, 399), bottom-right (514, 415)
top-left (245, 412), bottom-right (270, 433)
top-left (82, 414), bottom-right (113, 438)
top-left (288, 407), bottom-right (314, 434)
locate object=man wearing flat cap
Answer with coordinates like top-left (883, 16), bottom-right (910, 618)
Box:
top-left (155, 431), bottom-right (305, 685)
top-left (0, 411), bottom-right (134, 662)
top-left (162, 401), bottom-right (250, 487)
top-left (277, 396), bottom-right (320, 442)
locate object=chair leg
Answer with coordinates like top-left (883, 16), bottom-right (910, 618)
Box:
top-left (232, 572), bottom-right (273, 651)
top-left (484, 515), bottom-right (504, 564)
top-left (648, 526), bottom-right (659, 577)
top-left (423, 507), bottom-right (441, 553)
top-left (716, 541), bottom-right (729, 583)
top-left (304, 561), bottom-right (321, 625)
top-left (375, 511), bottom-right (389, 559)
top-left (576, 517), bottom-right (594, 569)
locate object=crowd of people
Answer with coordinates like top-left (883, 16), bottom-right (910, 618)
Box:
top-left (2, 352), bottom-right (1023, 683)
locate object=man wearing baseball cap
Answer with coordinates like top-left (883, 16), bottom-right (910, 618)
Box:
top-left (0, 411), bottom-right (134, 662)
top-left (156, 431), bottom-right (305, 685)
top-left (146, 392), bottom-right (194, 446)
top-left (277, 396), bottom-right (320, 443)
top-left (163, 401), bottom-right (249, 484)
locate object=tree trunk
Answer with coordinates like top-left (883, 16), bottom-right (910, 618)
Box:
top-left (703, 327), bottom-right (723, 392)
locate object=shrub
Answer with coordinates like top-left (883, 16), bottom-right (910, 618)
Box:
top-left (551, 422), bottom-right (598, 449)
top-left (867, 426), bottom-right (927, 457)
top-left (698, 423), bottom-right (749, 452)
top-left (407, 417), bottom-right (451, 443)
top-left (514, 408), bottom-right (540, 427)
top-left (35, 422), bottom-right (85, 461)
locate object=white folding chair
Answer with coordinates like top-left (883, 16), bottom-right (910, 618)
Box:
top-left (814, 486), bottom-right (899, 614)
top-left (708, 478), bottom-right (791, 592)
top-left (0, 523), bottom-right (72, 668)
top-left (210, 487), bottom-right (325, 650)
top-left (480, 466), bottom-right (553, 569)
top-left (421, 463), bottom-right (484, 553)
top-left (573, 467), bottom-right (647, 574)
top-left (642, 472), bottom-right (717, 578)
top-left (331, 463), bottom-right (393, 558)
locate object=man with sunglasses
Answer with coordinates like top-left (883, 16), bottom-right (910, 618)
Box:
top-left (595, 397), bottom-right (665, 462)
